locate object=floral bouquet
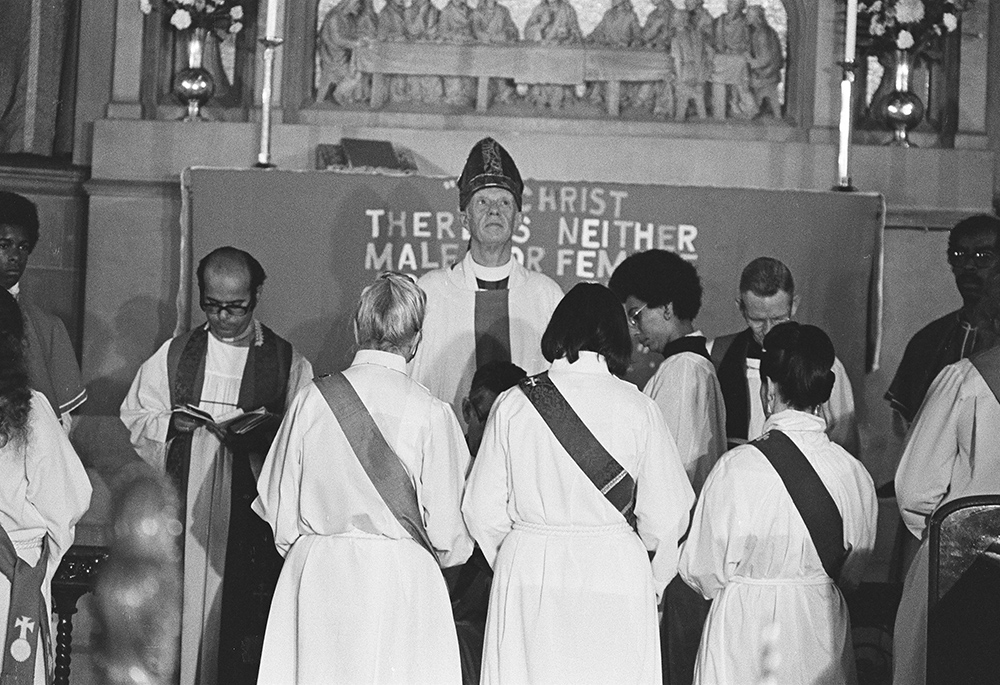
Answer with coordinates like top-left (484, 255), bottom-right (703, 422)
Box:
top-left (140, 0), bottom-right (245, 35)
top-left (858, 0), bottom-right (972, 54)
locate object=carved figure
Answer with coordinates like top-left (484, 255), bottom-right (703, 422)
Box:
top-left (637, 0), bottom-right (678, 115)
top-left (585, 0), bottom-right (643, 108)
top-left (711, 0), bottom-right (754, 117)
top-left (377, 0), bottom-right (409, 103)
top-left (473, 0), bottom-right (520, 106)
top-left (317, 0), bottom-right (368, 105)
top-left (438, 0), bottom-right (476, 106)
top-left (523, 0), bottom-right (583, 110)
top-left (747, 6), bottom-right (783, 117)
top-left (684, 0), bottom-right (714, 41)
top-left (405, 0), bottom-right (444, 104)
top-left (672, 6), bottom-right (712, 119)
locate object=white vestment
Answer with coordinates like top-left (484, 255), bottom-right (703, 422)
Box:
top-left (708, 337), bottom-right (859, 453)
top-left (253, 350), bottom-right (474, 685)
top-left (410, 251), bottom-right (564, 419)
top-left (892, 359), bottom-right (1000, 685)
top-left (644, 333), bottom-right (727, 494)
top-left (680, 410), bottom-right (877, 685)
top-left (120, 327), bottom-right (312, 685)
top-left (463, 352), bottom-right (695, 685)
top-left (0, 391), bottom-right (92, 684)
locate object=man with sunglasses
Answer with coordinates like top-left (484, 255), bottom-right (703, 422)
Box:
top-left (709, 256), bottom-right (858, 454)
top-left (121, 246), bottom-right (313, 685)
top-left (886, 214), bottom-right (1000, 429)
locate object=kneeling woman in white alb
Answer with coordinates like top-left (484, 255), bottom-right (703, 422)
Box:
top-left (680, 322), bottom-right (877, 685)
top-left (463, 283), bottom-right (695, 685)
top-left (253, 273), bottom-right (473, 684)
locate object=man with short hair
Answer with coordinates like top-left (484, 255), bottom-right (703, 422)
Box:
top-left (121, 247), bottom-right (313, 685)
top-left (0, 190), bottom-right (87, 430)
top-left (886, 214), bottom-right (1000, 429)
top-left (710, 256), bottom-right (858, 453)
top-left (609, 249), bottom-right (725, 685)
top-left (410, 137), bottom-right (563, 421)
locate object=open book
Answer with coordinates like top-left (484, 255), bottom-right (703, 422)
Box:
top-left (172, 404), bottom-right (277, 436)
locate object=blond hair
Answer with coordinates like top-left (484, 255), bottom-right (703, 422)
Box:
top-left (354, 272), bottom-right (426, 353)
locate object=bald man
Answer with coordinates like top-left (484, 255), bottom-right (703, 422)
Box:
top-left (121, 247), bottom-right (313, 685)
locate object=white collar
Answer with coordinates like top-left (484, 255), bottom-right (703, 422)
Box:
top-left (7, 282), bottom-right (19, 300)
top-left (549, 350), bottom-right (609, 375)
top-left (469, 257), bottom-right (513, 282)
top-left (352, 349), bottom-right (408, 373)
top-left (762, 408), bottom-right (827, 434)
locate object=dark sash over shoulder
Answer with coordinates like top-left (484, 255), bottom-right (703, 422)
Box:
top-left (315, 372), bottom-right (437, 559)
top-left (518, 372), bottom-right (636, 527)
top-left (970, 345), bottom-right (1000, 408)
top-left (0, 526), bottom-right (50, 685)
top-left (751, 429), bottom-right (847, 581)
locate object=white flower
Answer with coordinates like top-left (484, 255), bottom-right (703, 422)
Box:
top-left (895, 0), bottom-right (924, 24)
top-left (869, 0), bottom-right (882, 11)
top-left (870, 17), bottom-right (886, 36)
top-left (229, 5), bottom-right (243, 19)
top-left (176, 0), bottom-right (194, 5)
top-left (170, 8), bottom-right (192, 28)
top-left (896, 29), bottom-right (915, 49)
top-left (228, 20), bottom-right (243, 33)
top-left (943, 13), bottom-right (958, 31)
top-left (139, 0), bottom-right (152, 14)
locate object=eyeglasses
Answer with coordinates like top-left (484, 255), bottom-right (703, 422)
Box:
top-left (201, 300), bottom-right (252, 316)
top-left (948, 248), bottom-right (997, 269)
top-left (626, 303), bottom-right (648, 327)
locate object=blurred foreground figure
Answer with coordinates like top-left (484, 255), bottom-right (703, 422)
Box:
top-left (463, 283), bottom-right (694, 685)
top-left (254, 273), bottom-right (473, 684)
top-left (0, 290), bottom-right (91, 685)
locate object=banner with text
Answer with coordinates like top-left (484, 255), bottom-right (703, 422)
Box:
top-left (187, 168), bottom-right (884, 387)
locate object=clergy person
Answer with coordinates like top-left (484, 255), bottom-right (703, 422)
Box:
top-left (120, 247), bottom-right (313, 685)
top-left (681, 322), bottom-right (876, 685)
top-left (0, 191), bottom-right (87, 431)
top-left (253, 272), bottom-right (473, 684)
top-left (409, 137), bottom-right (563, 420)
top-left (609, 249), bottom-right (726, 685)
top-left (709, 256), bottom-right (859, 454)
top-left (463, 283), bottom-right (694, 685)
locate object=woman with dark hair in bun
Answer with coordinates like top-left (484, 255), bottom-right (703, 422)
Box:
top-left (463, 283), bottom-right (695, 685)
top-left (679, 322), bottom-right (876, 685)
top-left (0, 290), bottom-right (91, 684)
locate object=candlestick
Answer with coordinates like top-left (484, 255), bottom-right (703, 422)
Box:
top-left (836, 0), bottom-right (859, 191)
top-left (264, 0), bottom-right (280, 41)
top-left (845, 0), bottom-right (858, 61)
top-left (256, 38), bottom-right (283, 168)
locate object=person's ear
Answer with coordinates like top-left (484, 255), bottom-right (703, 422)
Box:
top-left (662, 302), bottom-right (674, 321)
top-left (462, 397), bottom-right (476, 425)
top-left (790, 294), bottom-right (800, 318)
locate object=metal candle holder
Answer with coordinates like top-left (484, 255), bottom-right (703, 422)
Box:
top-left (256, 37), bottom-right (284, 168)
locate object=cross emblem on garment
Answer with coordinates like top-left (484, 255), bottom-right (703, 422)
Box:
top-left (13, 616), bottom-right (34, 640)
top-left (9, 616), bottom-right (35, 663)
top-left (525, 377), bottom-right (539, 387)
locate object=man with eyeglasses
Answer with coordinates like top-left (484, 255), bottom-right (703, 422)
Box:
top-left (886, 214), bottom-right (1000, 430)
top-left (409, 137), bottom-right (563, 424)
top-left (709, 256), bottom-right (858, 454)
top-left (121, 246), bottom-right (313, 685)
top-left (0, 191), bottom-right (87, 432)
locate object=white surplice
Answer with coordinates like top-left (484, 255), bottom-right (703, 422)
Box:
top-left (252, 350), bottom-right (474, 685)
top-left (679, 410), bottom-right (877, 685)
top-left (0, 391), bottom-right (92, 684)
top-left (644, 334), bottom-right (727, 494)
top-left (410, 251), bottom-right (564, 419)
top-left (892, 359), bottom-right (1000, 685)
top-left (120, 327), bottom-right (312, 685)
top-left (463, 352), bottom-right (695, 685)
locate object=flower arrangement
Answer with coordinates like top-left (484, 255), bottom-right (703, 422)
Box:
top-left (139, 0), bottom-right (245, 35)
top-left (858, 0), bottom-right (972, 54)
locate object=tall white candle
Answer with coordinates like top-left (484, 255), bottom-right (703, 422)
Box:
top-left (264, 0), bottom-right (280, 40)
top-left (845, 0), bottom-right (858, 61)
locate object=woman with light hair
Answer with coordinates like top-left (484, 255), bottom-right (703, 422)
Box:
top-left (254, 272), bottom-right (474, 684)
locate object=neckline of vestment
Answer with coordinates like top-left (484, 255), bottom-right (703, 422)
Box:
top-left (549, 351), bottom-right (610, 376)
top-left (762, 408), bottom-right (826, 435)
top-left (451, 250), bottom-right (527, 291)
top-left (351, 349), bottom-right (408, 374)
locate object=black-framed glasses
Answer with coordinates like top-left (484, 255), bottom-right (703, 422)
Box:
top-left (948, 248), bottom-right (997, 269)
top-left (201, 300), bottom-right (251, 316)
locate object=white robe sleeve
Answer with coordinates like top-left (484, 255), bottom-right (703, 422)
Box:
top-left (285, 351), bottom-right (314, 405)
top-left (420, 401), bottom-right (474, 568)
top-left (253, 385), bottom-right (309, 558)
top-left (895, 363), bottom-right (965, 540)
top-left (120, 341), bottom-right (173, 471)
top-left (636, 405), bottom-right (696, 601)
top-left (838, 462), bottom-right (879, 592)
top-left (26, 395), bottom-right (93, 575)
top-left (820, 356), bottom-right (859, 455)
top-left (679, 454), bottom-right (741, 600)
top-left (462, 399), bottom-right (514, 569)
